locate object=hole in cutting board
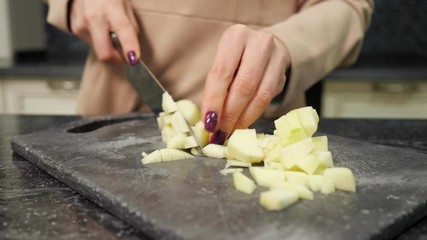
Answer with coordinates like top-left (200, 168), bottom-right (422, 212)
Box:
top-left (66, 115), bottom-right (148, 133)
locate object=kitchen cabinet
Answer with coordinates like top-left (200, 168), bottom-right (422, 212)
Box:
top-left (322, 79), bottom-right (427, 119)
top-left (0, 78), bottom-right (79, 115)
top-left (0, 0), bottom-right (46, 68)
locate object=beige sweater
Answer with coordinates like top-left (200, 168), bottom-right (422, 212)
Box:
top-left (46, 0), bottom-right (373, 117)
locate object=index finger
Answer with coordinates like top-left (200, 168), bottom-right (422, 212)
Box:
top-left (201, 25), bottom-right (247, 132)
top-left (108, 5), bottom-right (140, 65)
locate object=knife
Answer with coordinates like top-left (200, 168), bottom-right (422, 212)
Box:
top-left (110, 32), bottom-right (204, 155)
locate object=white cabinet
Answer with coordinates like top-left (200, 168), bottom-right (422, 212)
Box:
top-left (322, 79), bottom-right (427, 119)
top-left (0, 78), bottom-right (79, 115)
top-left (0, 0), bottom-right (46, 68)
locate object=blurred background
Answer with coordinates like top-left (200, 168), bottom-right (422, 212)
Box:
top-left (0, 0), bottom-right (426, 118)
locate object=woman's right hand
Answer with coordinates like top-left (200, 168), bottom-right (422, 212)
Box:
top-left (69, 0), bottom-right (140, 65)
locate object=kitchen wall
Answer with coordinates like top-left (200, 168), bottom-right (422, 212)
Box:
top-left (361, 0), bottom-right (427, 57)
top-left (43, 0), bottom-right (427, 63)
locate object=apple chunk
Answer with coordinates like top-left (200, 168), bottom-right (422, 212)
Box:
top-left (320, 177), bottom-right (336, 195)
top-left (296, 106), bottom-right (319, 137)
top-left (227, 129), bottom-right (264, 163)
top-left (249, 167), bottom-right (285, 188)
top-left (176, 99), bottom-right (201, 126)
top-left (280, 138), bottom-right (315, 169)
top-left (295, 154), bottom-right (319, 175)
top-left (233, 172), bottom-right (257, 194)
top-left (161, 92), bottom-right (178, 113)
top-left (323, 167), bottom-right (356, 192)
top-left (203, 144), bottom-right (226, 159)
top-left (259, 190), bottom-right (299, 211)
top-left (141, 149), bottom-right (194, 164)
top-left (284, 171), bottom-right (309, 187)
top-left (270, 181), bottom-right (313, 200)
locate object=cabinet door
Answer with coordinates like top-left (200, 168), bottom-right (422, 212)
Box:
top-left (322, 80), bottom-right (427, 119)
top-left (2, 79), bottom-right (79, 115)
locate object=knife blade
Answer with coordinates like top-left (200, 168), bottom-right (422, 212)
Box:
top-left (110, 32), bottom-right (204, 155)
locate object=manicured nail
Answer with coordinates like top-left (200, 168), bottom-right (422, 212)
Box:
top-left (205, 111), bottom-right (218, 132)
top-left (127, 51), bottom-right (138, 66)
top-left (210, 129), bottom-right (227, 145)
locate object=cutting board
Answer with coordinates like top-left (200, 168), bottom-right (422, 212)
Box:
top-left (11, 114), bottom-right (427, 240)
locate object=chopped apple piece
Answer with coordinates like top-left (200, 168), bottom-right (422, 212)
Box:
top-left (280, 138), bottom-right (315, 169)
top-left (162, 92), bottom-right (178, 113)
top-left (161, 125), bottom-right (176, 144)
top-left (295, 154), bottom-right (320, 175)
top-left (259, 189), bottom-right (299, 211)
top-left (263, 145), bottom-right (281, 163)
top-left (273, 116), bottom-right (292, 146)
top-left (313, 136), bottom-right (328, 151)
top-left (220, 168), bottom-right (243, 176)
top-left (141, 149), bottom-right (194, 164)
top-left (141, 150), bottom-right (162, 164)
top-left (157, 112), bottom-right (168, 130)
top-left (323, 167), bottom-right (356, 192)
top-left (176, 99), bottom-right (201, 126)
top-left (308, 175), bottom-right (325, 192)
top-left (203, 144), bottom-right (226, 159)
top-left (227, 129), bottom-right (264, 163)
top-left (182, 136), bottom-right (198, 149)
top-left (314, 151), bottom-right (334, 167)
top-left (233, 172), bottom-right (257, 194)
top-left (171, 111), bottom-right (190, 133)
top-left (284, 171), bottom-right (309, 187)
top-left (265, 162), bottom-right (285, 171)
top-left (313, 166), bottom-right (327, 175)
top-left (270, 181), bottom-right (313, 200)
top-left (296, 106), bottom-right (318, 137)
top-left (286, 110), bottom-right (308, 143)
top-left (249, 167), bottom-right (285, 188)
top-left (257, 134), bottom-right (280, 151)
top-left (167, 134), bottom-right (187, 149)
top-left (320, 177), bottom-right (336, 195)
top-left (161, 149), bottom-right (194, 161)
top-left (191, 121), bottom-right (209, 147)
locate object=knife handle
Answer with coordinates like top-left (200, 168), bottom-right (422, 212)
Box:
top-left (109, 32), bottom-right (121, 49)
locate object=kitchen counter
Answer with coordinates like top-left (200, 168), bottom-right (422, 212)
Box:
top-left (1, 114), bottom-right (427, 239)
top-left (1, 52), bottom-right (426, 80)
top-left (0, 52), bottom-right (86, 78)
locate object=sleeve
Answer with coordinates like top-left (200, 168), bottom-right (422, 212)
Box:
top-left (263, 0), bottom-right (374, 109)
top-left (44, 0), bottom-right (72, 33)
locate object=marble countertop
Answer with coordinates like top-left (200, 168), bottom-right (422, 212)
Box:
top-left (1, 114), bottom-right (427, 239)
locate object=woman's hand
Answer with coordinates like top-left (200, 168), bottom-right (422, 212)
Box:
top-left (201, 24), bottom-right (291, 145)
top-left (69, 0), bottom-right (140, 65)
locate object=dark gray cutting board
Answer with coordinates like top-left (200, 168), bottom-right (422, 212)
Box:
top-left (11, 114), bottom-right (427, 240)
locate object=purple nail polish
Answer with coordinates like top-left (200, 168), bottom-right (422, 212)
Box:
top-left (205, 111), bottom-right (218, 132)
top-left (210, 129), bottom-right (226, 145)
top-left (127, 51), bottom-right (138, 66)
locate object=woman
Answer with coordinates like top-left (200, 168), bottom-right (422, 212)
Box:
top-left (46, 0), bottom-right (373, 144)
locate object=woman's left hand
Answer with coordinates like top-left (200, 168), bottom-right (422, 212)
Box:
top-left (200, 24), bottom-right (291, 145)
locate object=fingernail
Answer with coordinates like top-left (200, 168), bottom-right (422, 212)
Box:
top-left (205, 111), bottom-right (218, 132)
top-left (127, 51), bottom-right (138, 66)
top-left (210, 129), bottom-right (227, 145)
